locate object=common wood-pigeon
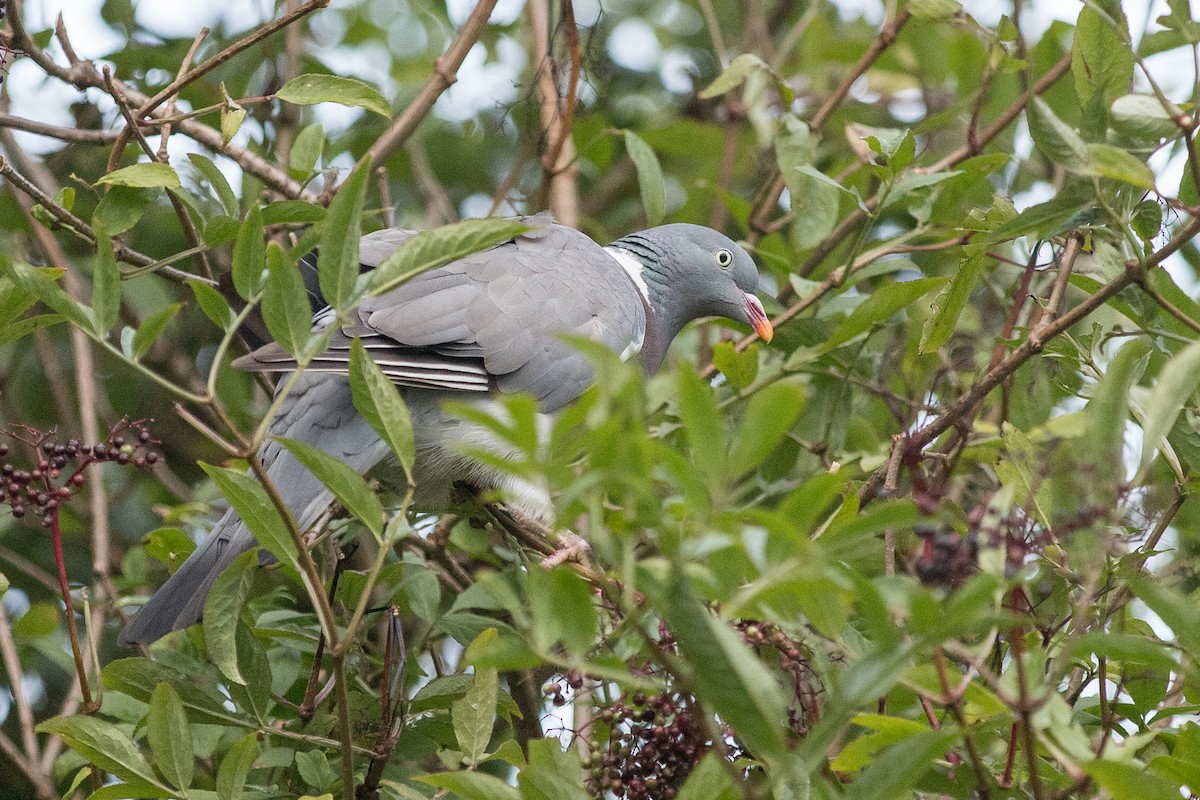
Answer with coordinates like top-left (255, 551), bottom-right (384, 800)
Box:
top-left (119, 215), bottom-right (773, 645)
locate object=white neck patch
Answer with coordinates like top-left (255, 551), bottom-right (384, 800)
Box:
top-left (604, 246), bottom-right (651, 304)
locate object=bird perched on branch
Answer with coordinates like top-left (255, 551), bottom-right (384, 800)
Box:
top-left (120, 215), bottom-right (773, 645)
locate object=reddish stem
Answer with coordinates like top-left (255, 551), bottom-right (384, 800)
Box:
top-left (50, 508), bottom-right (94, 712)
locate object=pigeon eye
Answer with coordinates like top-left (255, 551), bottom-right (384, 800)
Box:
top-left (715, 248), bottom-right (734, 268)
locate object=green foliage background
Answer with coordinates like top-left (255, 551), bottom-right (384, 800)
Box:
top-left (3, 0), bottom-right (1200, 798)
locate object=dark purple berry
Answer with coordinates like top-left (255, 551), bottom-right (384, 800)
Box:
top-left (145, 453), bottom-right (159, 464)
top-left (11, 505), bottom-right (23, 518)
top-left (41, 515), bottom-right (53, 528)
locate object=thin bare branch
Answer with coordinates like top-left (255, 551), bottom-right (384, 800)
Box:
top-left (364, 0), bottom-right (501, 170)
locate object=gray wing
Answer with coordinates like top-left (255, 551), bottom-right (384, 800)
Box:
top-left (237, 218), bottom-right (647, 412)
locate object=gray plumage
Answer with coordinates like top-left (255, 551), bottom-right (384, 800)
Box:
top-left (119, 215), bottom-right (770, 645)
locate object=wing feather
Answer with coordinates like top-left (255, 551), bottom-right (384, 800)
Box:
top-left (234, 217), bottom-right (647, 410)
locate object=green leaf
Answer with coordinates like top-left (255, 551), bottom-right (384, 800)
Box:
top-left (660, 570), bottom-right (790, 762)
top-left (36, 716), bottom-right (170, 792)
top-left (1084, 338), bottom-right (1150, 479)
top-left (95, 162), bottom-right (181, 190)
top-left (91, 231), bottom-right (120, 336)
top-left (676, 361), bottom-right (725, 486)
top-left (416, 771), bottom-right (520, 800)
top-left (1084, 143), bottom-right (1155, 189)
top-left (1073, 4), bottom-right (1133, 107)
top-left (198, 463), bottom-right (299, 571)
top-left (711, 341), bottom-right (758, 389)
top-left (452, 665), bottom-right (497, 766)
top-left (103, 658), bottom-right (243, 726)
top-left (920, 253), bottom-right (983, 353)
top-left (289, 123), bottom-right (325, 178)
top-left (277, 74), bottom-right (390, 117)
top-left (365, 218), bottom-right (532, 297)
top-left (624, 130), bottom-right (665, 226)
top-left (232, 204), bottom-right (265, 300)
top-left (1158, 0), bottom-right (1200, 44)
top-left (1085, 759), bottom-right (1183, 800)
top-left (0, 313), bottom-right (63, 345)
top-left (348, 338), bottom-right (415, 484)
top-left (1139, 338), bottom-right (1200, 475)
top-left (189, 279), bottom-right (236, 331)
top-left (262, 200), bottom-right (325, 225)
top-left (1027, 97), bottom-right (1088, 166)
top-left (225, 623), bottom-right (272, 721)
top-left (699, 53), bottom-right (770, 98)
top-left (261, 243), bottom-right (313, 356)
top-left (1111, 94), bottom-right (1182, 141)
top-left (188, 153), bottom-right (238, 216)
top-left (528, 565), bottom-right (598, 656)
top-left (728, 379), bottom-right (806, 478)
top-left (908, 0), bottom-right (962, 20)
top-left (1072, 632), bottom-right (1179, 672)
top-left (677, 753), bottom-right (740, 800)
top-left (93, 186), bottom-right (151, 234)
top-left (294, 749), bottom-right (333, 791)
top-left (1132, 199), bottom-right (1164, 242)
top-left (842, 729), bottom-right (958, 800)
top-left (275, 437), bottom-right (384, 538)
top-left (147, 683), bottom-right (194, 790)
top-left (6, 262), bottom-right (96, 332)
top-left (824, 276), bottom-right (948, 350)
top-left (318, 162), bottom-right (369, 309)
top-left (132, 303), bottom-right (183, 360)
top-left (1123, 572), bottom-right (1200, 657)
top-left (215, 732), bottom-right (259, 800)
top-left (203, 549), bottom-right (260, 686)
top-left (220, 83), bottom-right (247, 145)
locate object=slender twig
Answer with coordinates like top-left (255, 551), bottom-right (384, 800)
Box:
top-left (0, 156), bottom-right (216, 284)
top-left (528, 0), bottom-right (580, 225)
top-left (0, 729), bottom-right (55, 800)
top-left (0, 113), bottom-right (120, 142)
top-left (857, 213), bottom-right (1200, 502)
top-left (749, 9), bottom-right (912, 236)
top-left (5, 0), bottom-right (308, 198)
top-left (364, 0), bottom-right (500, 170)
top-left (155, 27), bottom-right (210, 162)
top-left (1138, 276), bottom-right (1200, 335)
top-left (137, 0), bottom-right (327, 117)
top-left (405, 140), bottom-right (458, 225)
top-left (0, 602), bottom-right (39, 763)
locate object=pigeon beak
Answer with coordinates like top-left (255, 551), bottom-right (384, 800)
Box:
top-left (744, 293), bottom-right (773, 342)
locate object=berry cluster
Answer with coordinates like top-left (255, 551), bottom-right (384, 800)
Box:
top-left (914, 524), bottom-right (978, 586)
top-left (1, 420), bottom-right (160, 528)
top-left (585, 689), bottom-right (705, 800)
top-left (561, 621), bottom-right (818, 800)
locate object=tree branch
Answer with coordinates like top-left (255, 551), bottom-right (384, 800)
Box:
top-left (364, 0), bottom-right (500, 171)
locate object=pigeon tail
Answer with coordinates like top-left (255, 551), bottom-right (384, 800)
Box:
top-left (118, 508), bottom-right (252, 644)
top-left (120, 373), bottom-right (390, 645)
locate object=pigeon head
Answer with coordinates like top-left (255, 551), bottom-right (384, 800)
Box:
top-left (608, 224), bottom-right (773, 373)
